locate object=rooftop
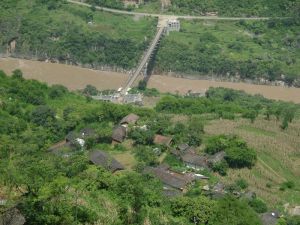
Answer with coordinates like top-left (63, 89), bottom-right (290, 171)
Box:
top-left (89, 150), bottom-right (124, 173)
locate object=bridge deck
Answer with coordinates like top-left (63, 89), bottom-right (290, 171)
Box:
top-left (121, 26), bottom-right (165, 94)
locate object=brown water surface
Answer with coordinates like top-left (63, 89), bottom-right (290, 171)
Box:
top-left (1, 57), bottom-right (300, 103)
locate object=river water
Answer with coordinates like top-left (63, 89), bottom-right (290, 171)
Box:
top-left (1, 57), bottom-right (300, 103)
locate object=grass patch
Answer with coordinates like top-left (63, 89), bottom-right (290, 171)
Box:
top-left (238, 125), bottom-right (276, 137)
top-left (112, 151), bottom-right (137, 170)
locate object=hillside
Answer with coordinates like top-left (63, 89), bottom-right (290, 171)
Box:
top-left (1, 70), bottom-right (300, 224)
top-left (86, 0), bottom-right (300, 17)
top-left (155, 19), bottom-right (300, 86)
top-left (1, 0), bottom-right (299, 85)
top-left (0, 0), bottom-right (156, 69)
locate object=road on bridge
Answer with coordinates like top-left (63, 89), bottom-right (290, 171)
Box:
top-left (121, 26), bottom-right (165, 95)
top-left (67, 0), bottom-right (271, 21)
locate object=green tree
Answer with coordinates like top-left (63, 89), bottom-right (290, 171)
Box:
top-left (83, 84), bottom-right (98, 96)
top-left (171, 196), bottom-right (216, 225)
top-left (31, 105), bottom-right (56, 126)
top-left (11, 69), bottom-right (23, 80)
top-left (209, 196), bottom-right (262, 225)
top-left (248, 198), bottom-right (268, 213)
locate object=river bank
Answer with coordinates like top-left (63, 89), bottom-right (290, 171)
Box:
top-left (1, 57), bottom-right (300, 103)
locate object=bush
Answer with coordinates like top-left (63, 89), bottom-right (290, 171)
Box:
top-left (280, 181), bottom-right (295, 191)
top-left (31, 105), bottom-right (56, 126)
top-left (236, 179), bottom-right (248, 189)
top-left (212, 160), bottom-right (228, 176)
top-left (205, 135), bottom-right (230, 155)
top-left (12, 69), bottom-right (23, 80)
top-left (49, 85), bottom-right (68, 99)
top-left (225, 146), bottom-right (256, 168)
top-left (83, 85), bottom-right (98, 96)
top-left (205, 135), bottom-right (257, 169)
top-left (248, 198), bottom-right (268, 213)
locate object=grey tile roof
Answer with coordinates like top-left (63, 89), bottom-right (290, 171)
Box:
top-left (89, 150), bottom-right (124, 172)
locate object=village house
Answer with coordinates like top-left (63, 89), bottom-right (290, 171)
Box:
top-left (120, 113), bottom-right (139, 126)
top-left (153, 134), bottom-right (173, 146)
top-left (111, 113), bottom-right (139, 144)
top-left (144, 164), bottom-right (196, 193)
top-left (208, 151), bottom-right (226, 166)
top-left (181, 152), bottom-right (209, 171)
top-left (112, 125), bottom-right (127, 144)
top-left (48, 128), bottom-right (97, 155)
top-left (89, 150), bottom-right (124, 173)
top-left (171, 143), bottom-right (196, 156)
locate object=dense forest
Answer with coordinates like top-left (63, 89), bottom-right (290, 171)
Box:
top-left (86, 0), bottom-right (300, 17)
top-left (1, 70), bottom-right (300, 224)
top-left (155, 18), bottom-right (300, 85)
top-left (168, 0), bottom-right (300, 17)
top-left (0, 0), bottom-right (156, 69)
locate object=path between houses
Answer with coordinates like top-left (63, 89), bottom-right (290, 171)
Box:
top-left (158, 152), bottom-right (167, 163)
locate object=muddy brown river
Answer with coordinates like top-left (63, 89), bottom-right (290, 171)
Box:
top-left (1, 57), bottom-right (300, 103)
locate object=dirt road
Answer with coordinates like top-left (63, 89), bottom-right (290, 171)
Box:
top-left (1, 57), bottom-right (300, 103)
top-left (67, 0), bottom-right (271, 21)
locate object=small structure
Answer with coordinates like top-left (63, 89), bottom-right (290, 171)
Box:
top-left (166, 19), bottom-right (180, 33)
top-left (288, 205), bottom-right (300, 216)
top-left (123, 93), bottom-right (143, 104)
top-left (153, 134), bottom-right (173, 146)
top-left (260, 212), bottom-right (280, 225)
top-left (185, 89), bottom-right (207, 98)
top-left (123, 0), bottom-right (144, 7)
top-left (112, 125), bottom-right (127, 144)
top-left (89, 150), bottom-right (124, 173)
top-left (120, 113), bottom-right (139, 125)
top-left (181, 153), bottom-right (208, 170)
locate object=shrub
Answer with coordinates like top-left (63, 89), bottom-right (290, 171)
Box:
top-left (31, 105), bottom-right (56, 126)
top-left (205, 135), bottom-right (230, 155)
top-left (225, 146), bottom-right (257, 168)
top-left (280, 181), bottom-right (295, 191)
top-left (212, 160), bottom-right (228, 176)
top-left (236, 179), bottom-right (248, 189)
top-left (49, 84), bottom-right (68, 99)
top-left (83, 85), bottom-right (98, 96)
top-left (249, 198), bottom-right (268, 213)
top-left (12, 69), bottom-right (24, 80)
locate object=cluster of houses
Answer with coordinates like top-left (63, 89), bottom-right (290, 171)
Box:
top-left (49, 112), bottom-right (230, 195)
top-left (3, 113), bottom-right (289, 225)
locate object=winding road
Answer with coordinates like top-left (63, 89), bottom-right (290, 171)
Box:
top-left (67, 0), bottom-right (271, 21)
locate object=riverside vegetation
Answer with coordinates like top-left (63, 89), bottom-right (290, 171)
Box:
top-left (1, 0), bottom-right (300, 85)
top-left (0, 70), bottom-right (300, 224)
top-left (0, 0), bottom-right (156, 69)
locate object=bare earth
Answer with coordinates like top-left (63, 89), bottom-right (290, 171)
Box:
top-left (1, 57), bottom-right (300, 103)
